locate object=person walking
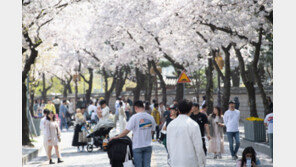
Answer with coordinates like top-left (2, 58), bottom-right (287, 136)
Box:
top-left (44, 99), bottom-right (56, 115)
top-left (224, 100), bottom-right (241, 160)
top-left (40, 109), bottom-right (49, 158)
top-left (190, 103), bottom-right (211, 155)
top-left (151, 103), bottom-right (161, 141)
top-left (59, 100), bottom-right (69, 131)
top-left (161, 105), bottom-right (178, 151)
top-left (150, 99), bottom-right (156, 111)
top-left (87, 100), bottom-right (97, 116)
top-left (167, 100), bottom-right (206, 167)
top-left (114, 97), bottom-right (121, 128)
top-left (145, 102), bottom-right (152, 114)
top-left (44, 111), bottom-right (63, 164)
top-left (124, 100), bottom-right (131, 121)
top-left (264, 109), bottom-right (273, 160)
top-left (208, 106), bottom-right (225, 159)
top-left (110, 100), bottom-right (156, 167)
top-left (234, 97), bottom-right (240, 110)
top-left (200, 104), bottom-right (208, 116)
top-left (118, 102), bottom-right (127, 133)
top-left (72, 108), bottom-right (87, 152)
top-left (236, 147), bottom-right (261, 167)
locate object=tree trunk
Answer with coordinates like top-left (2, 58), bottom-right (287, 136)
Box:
top-left (74, 77), bottom-right (78, 108)
top-left (144, 61), bottom-right (153, 102)
top-left (175, 70), bottom-right (184, 101)
top-left (151, 60), bottom-right (167, 105)
top-left (115, 67), bottom-right (128, 98)
top-left (85, 68), bottom-right (93, 104)
top-left (206, 58), bottom-right (214, 115)
top-left (63, 83), bottom-right (68, 98)
top-left (29, 90), bottom-right (35, 116)
top-left (22, 83), bottom-right (31, 145)
top-left (235, 47), bottom-right (258, 117)
top-left (221, 46), bottom-right (231, 113)
top-left (133, 68), bottom-right (146, 103)
top-left (252, 28), bottom-right (270, 116)
top-left (154, 76), bottom-right (158, 103)
top-left (231, 67), bottom-right (240, 87)
top-left (67, 83), bottom-right (72, 94)
top-left (103, 68), bottom-right (117, 105)
top-left (41, 73), bottom-right (47, 102)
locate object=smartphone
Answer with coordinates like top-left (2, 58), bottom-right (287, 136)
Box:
top-left (246, 157), bottom-right (252, 167)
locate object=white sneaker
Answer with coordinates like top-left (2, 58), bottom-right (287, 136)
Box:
top-left (77, 147), bottom-right (81, 152)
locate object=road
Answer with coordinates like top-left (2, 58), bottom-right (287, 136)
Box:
top-left (25, 125), bottom-right (273, 167)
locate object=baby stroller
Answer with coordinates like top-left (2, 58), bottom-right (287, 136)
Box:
top-left (107, 136), bottom-right (133, 167)
top-left (86, 123), bottom-right (114, 152)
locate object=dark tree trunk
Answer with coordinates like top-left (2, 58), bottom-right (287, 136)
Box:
top-left (151, 60), bottom-right (167, 105)
top-left (86, 68), bottom-right (93, 104)
top-left (63, 83), bottom-right (68, 98)
top-left (40, 73), bottom-right (53, 102)
top-left (221, 46), bottom-right (231, 113)
top-left (22, 30), bottom-right (40, 145)
top-left (133, 68), bottom-right (146, 103)
top-left (206, 58), bottom-right (214, 115)
top-left (67, 84), bottom-right (72, 94)
top-left (22, 83), bottom-right (31, 145)
top-left (103, 68), bottom-right (117, 105)
top-left (115, 67), bottom-right (128, 98)
top-left (74, 78), bottom-right (78, 108)
top-left (252, 28), bottom-right (270, 116)
top-left (175, 70), bottom-right (184, 101)
top-left (235, 47), bottom-right (258, 117)
top-left (231, 67), bottom-right (240, 87)
top-left (29, 90), bottom-right (35, 116)
top-left (145, 61), bottom-right (153, 102)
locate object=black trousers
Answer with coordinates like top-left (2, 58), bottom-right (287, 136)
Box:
top-left (152, 125), bottom-right (160, 139)
top-left (202, 137), bottom-right (207, 155)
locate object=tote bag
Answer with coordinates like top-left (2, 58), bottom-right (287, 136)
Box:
top-left (123, 145), bottom-right (134, 167)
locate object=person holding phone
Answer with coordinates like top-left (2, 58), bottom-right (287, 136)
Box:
top-left (208, 106), bottom-right (225, 159)
top-left (236, 147), bottom-right (261, 167)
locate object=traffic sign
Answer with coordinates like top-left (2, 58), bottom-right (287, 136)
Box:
top-left (177, 71), bottom-right (191, 83)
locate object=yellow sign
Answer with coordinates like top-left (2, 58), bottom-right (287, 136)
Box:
top-left (177, 71), bottom-right (191, 83)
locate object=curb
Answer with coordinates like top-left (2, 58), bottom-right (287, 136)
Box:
top-left (22, 145), bottom-right (43, 166)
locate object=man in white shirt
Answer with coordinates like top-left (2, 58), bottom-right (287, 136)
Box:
top-left (40, 109), bottom-right (49, 158)
top-left (87, 101), bottom-right (97, 116)
top-left (167, 100), bottom-right (206, 167)
top-left (223, 101), bottom-right (241, 160)
top-left (264, 111), bottom-right (273, 160)
top-left (110, 100), bottom-right (156, 167)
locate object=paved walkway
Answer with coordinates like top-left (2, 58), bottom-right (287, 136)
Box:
top-left (25, 125), bottom-right (273, 167)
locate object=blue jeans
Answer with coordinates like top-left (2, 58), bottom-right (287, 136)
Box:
top-left (133, 146), bottom-right (152, 167)
top-left (226, 131), bottom-right (240, 156)
top-left (60, 117), bottom-right (68, 130)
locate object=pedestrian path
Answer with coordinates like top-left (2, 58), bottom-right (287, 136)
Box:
top-left (25, 125), bottom-right (273, 167)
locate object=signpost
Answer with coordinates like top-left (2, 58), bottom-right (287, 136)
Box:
top-left (177, 71), bottom-right (191, 99)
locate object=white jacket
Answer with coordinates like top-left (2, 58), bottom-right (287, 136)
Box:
top-left (167, 114), bottom-right (206, 167)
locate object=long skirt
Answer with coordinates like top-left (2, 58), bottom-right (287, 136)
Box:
top-left (208, 135), bottom-right (225, 153)
top-left (72, 124), bottom-right (87, 147)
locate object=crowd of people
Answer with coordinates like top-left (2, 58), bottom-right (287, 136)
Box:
top-left (35, 95), bottom-right (273, 166)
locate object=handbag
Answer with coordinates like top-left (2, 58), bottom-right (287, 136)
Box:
top-left (123, 145), bottom-right (134, 167)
